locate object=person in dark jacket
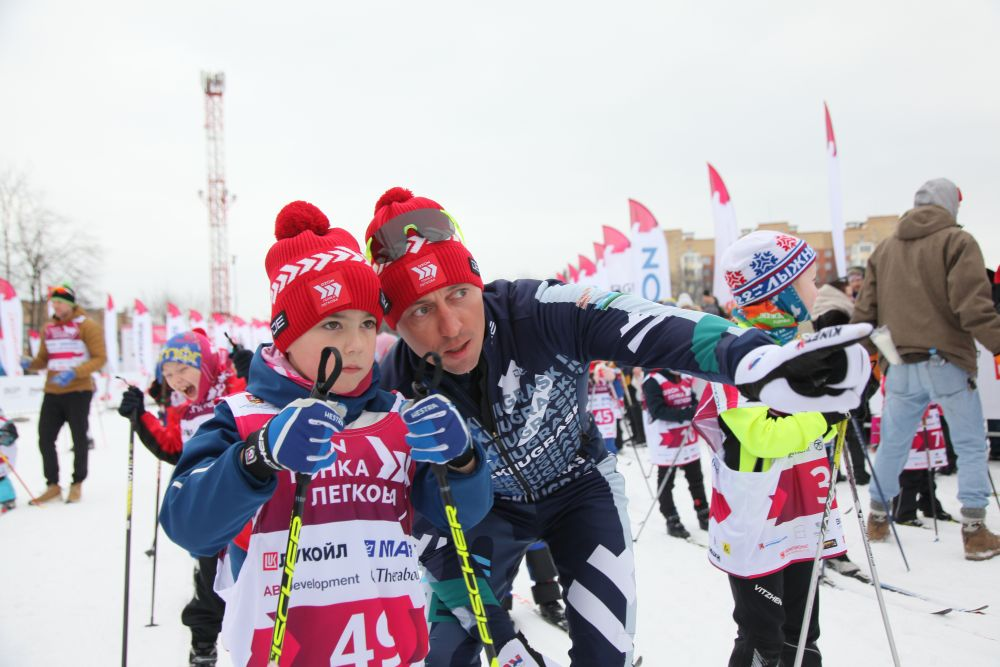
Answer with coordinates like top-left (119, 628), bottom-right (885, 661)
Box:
top-left (369, 186), bottom-right (872, 667)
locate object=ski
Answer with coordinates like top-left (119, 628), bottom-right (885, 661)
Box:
top-left (877, 582), bottom-right (988, 615)
top-left (821, 574), bottom-right (952, 615)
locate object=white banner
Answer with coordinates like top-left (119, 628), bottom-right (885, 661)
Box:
top-left (188, 309), bottom-right (205, 333)
top-left (27, 330), bottom-right (40, 358)
top-left (210, 312), bottom-right (231, 351)
top-left (0, 279), bottom-right (23, 377)
top-left (132, 299), bottom-right (155, 377)
top-left (250, 319), bottom-right (272, 350)
top-left (591, 242), bottom-right (609, 290)
top-left (825, 102), bottom-right (847, 278)
top-left (602, 225), bottom-right (635, 294)
top-left (709, 163), bottom-right (740, 308)
top-left (103, 293), bottom-right (119, 375)
top-left (628, 199), bottom-right (671, 303)
top-left (166, 302), bottom-right (187, 339)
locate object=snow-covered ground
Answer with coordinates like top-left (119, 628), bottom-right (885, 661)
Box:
top-left (3, 405), bottom-right (998, 665)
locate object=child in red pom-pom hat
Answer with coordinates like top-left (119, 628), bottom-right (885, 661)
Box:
top-left (160, 200), bottom-right (492, 667)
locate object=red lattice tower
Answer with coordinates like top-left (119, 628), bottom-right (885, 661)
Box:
top-left (201, 71), bottom-right (233, 315)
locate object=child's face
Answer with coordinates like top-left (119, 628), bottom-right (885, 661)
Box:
top-left (286, 309), bottom-right (378, 395)
top-left (790, 264), bottom-right (819, 316)
top-left (162, 361), bottom-right (202, 401)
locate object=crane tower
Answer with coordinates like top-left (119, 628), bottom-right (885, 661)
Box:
top-left (201, 71), bottom-right (232, 315)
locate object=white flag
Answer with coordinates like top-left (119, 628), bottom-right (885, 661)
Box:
top-left (166, 302), bottom-right (187, 339)
top-left (708, 163), bottom-right (740, 307)
top-left (104, 294), bottom-right (119, 374)
top-left (0, 279), bottom-right (23, 376)
top-left (602, 225), bottom-right (635, 295)
top-left (825, 102), bottom-right (847, 278)
top-left (628, 199), bottom-right (671, 302)
top-left (132, 299), bottom-right (155, 376)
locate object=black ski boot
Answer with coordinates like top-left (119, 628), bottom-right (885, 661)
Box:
top-left (666, 514), bottom-right (690, 539)
top-left (696, 507), bottom-right (710, 531)
top-left (189, 642), bottom-right (218, 666)
top-left (537, 600), bottom-right (569, 631)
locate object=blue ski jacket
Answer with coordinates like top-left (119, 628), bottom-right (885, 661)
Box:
top-left (160, 347), bottom-right (493, 558)
top-left (381, 279), bottom-right (773, 502)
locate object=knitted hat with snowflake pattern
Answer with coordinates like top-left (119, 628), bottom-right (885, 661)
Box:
top-left (265, 201), bottom-right (383, 352)
top-left (721, 230), bottom-right (816, 307)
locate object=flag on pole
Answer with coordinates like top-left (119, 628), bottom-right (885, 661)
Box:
top-left (188, 309), bottom-right (205, 333)
top-left (209, 312), bottom-right (230, 351)
top-left (567, 263), bottom-right (580, 284)
top-left (103, 294), bottom-right (119, 375)
top-left (132, 299), bottom-right (155, 376)
top-left (708, 163), bottom-right (740, 307)
top-left (592, 242), bottom-right (610, 290)
top-left (825, 102), bottom-right (847, 277)
top-left (27, 329), bottom-right (40, 358)
top-left (554, 271), bottom-right (567, 283)
top-left (166, 302), bottom-right (187, 339)
top-left (577, 254), bottom-right (598, 284)
top-left (0, 280), bottom-right (23, 376)
top-left (601, 225), bottom-right (634, 294)
top-left (628, 199), bottom-right (671, 302)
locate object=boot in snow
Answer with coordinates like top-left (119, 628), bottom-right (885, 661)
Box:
top-left (189, 642), bottom-right (218, 666)
top-left (537, 600), bottom-right (568, 631)
top-left (29, 484), bottom-right (61, 505)
top-left (666, 514), bottom-right (690, 539)
top-left (696, 507), bottom-right (710, 531)
top-left (962, 521), bottom-right (1000, 561)
top-left (66, 483), bottom-right (82, 503)
top-left (867, 509), bottom-right (889, 542)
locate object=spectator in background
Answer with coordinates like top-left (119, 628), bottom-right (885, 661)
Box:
top-left (812, 277), bottom-right (871, 484)
top-left (26, 283), bottom-right (106, 504)
top-left (852, 178), bottom-right (1000, 560)
top-left (700, 289), bottom-right (724, 316)
top-left (846, 266), bottom-right (866, 300)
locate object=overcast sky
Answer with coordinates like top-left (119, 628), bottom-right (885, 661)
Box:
top-left (2, 1), bottom-right (998, 319)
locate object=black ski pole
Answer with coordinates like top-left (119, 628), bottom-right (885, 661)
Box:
top-left (268, 347), bottom-right (342, 667)
top-left (850, 416), bottom-right (911, 571)
top-left (919, 415), bottom-right (939, 542)
top-left (633, 430), bottom-right (688, 543)
top-left (146, 381), bottom-right (170, 627)
top-left (412, 352), bottom-right (499, 667)
top-left (118, 375), bottom-right (137, 667)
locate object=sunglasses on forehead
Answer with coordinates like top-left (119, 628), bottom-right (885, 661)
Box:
top-left (366, 207), bottom-right (465, 263)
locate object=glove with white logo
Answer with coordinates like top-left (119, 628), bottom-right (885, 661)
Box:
top-left (735, 323), bottom-right (873, 414)
top-left (241, 398), bottom-right (346, 480)
top-left (497, 633), bottom-right (565, 667)
top-left (52, 370), bottom-right (76, 387)
top-left (402, 394), bottom-right (472, 465)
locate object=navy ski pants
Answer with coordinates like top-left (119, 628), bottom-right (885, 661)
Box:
top-left (418, 456), bottom-right (636, 666)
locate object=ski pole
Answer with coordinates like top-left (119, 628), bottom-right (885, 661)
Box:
top-left (920, 415), bottom-right (939, 542)
top-left (0, 452), bottom-right (39, 504)
top-left (850, 416), bottom-right (910, 571)
top-left (268, 346), bottom-right (342, 667)
top-left (146, 380), bottom-right (169, 627)
top-left (122, 407), bottom-right (137, 667)
top-left (842, 439), bottom-right (901, 665)
top-left (793, 420), bottom-right (848, 667)
top-left (633, 432), bottom-right (688, 543)
top-left (412, 351), bottom-right (499, 667)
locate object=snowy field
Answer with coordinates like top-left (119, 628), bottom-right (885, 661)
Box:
top-left (2, 404), bottom-right (999, 666)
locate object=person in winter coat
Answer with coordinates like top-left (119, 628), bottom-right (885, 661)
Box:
top-left (642, 368), bottom-right (707, 538)
top-left (117, 330), bottom-right (247, 665)
top-left (694, 230), bottom-right (868, 667)
top-left (370, 186), bottom-right (872, 667)
top-left (0, 411), bottom-right (19, 512)
top-left (26, 283), bottom-right (107, 504)
top-left (851, 178), bottom-right (1000, 560)
top-left (160, 201), bottom-right (492, 667)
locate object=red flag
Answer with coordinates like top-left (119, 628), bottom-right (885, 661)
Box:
top-left (628, 199), bottom-right (659, 232)
top-left (577, 255), bottom-right (597, 277)
top-left (601, 225), bottom-right (631, 253)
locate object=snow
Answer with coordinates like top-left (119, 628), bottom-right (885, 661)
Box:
top-left (3, 405), bottom-right (999, 666)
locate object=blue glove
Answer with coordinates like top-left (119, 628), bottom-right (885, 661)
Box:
top-left (245, 398), bottom-right (345, 476)
top-left (53, 370), bottom-right (76, 387)
top-left (20, 359), bottom-right (30, 372)
top-left (402, 394), bottom-right (471, 464)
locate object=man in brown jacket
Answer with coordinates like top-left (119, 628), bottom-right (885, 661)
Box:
top-left (26, 283), bottom-right (107, 504)
top-left (852, 178), bottom-right (1000, 560)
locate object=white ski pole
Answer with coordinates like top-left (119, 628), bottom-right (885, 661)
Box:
top-left (842, 442), bottom-right (901, 666)
top-left (633, 432), bottom-right (688, 543)
top-left (920, 415), bottom-right (939, 542)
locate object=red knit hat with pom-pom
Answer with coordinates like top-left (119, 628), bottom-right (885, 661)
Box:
top-left (265, 200), bottom-right (384, 351)
top-left (366, 187), bottom-right (483, 328)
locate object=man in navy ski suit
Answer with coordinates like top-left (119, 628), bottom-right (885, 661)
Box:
top-left (369, 187), bottom-right (873, 667)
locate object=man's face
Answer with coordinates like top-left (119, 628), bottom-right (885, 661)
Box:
top-left (51, 300), bottom-right (72, 319)
top-left (395, 284), bottom-right (485, 375)
top-left (847, 272), bottom-right (864, 295)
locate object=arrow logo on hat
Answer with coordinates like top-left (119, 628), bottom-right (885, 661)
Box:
top-left (411, 264), bottom-right (438, 281)
top-left (313, 281), bottom-right (342, 300)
